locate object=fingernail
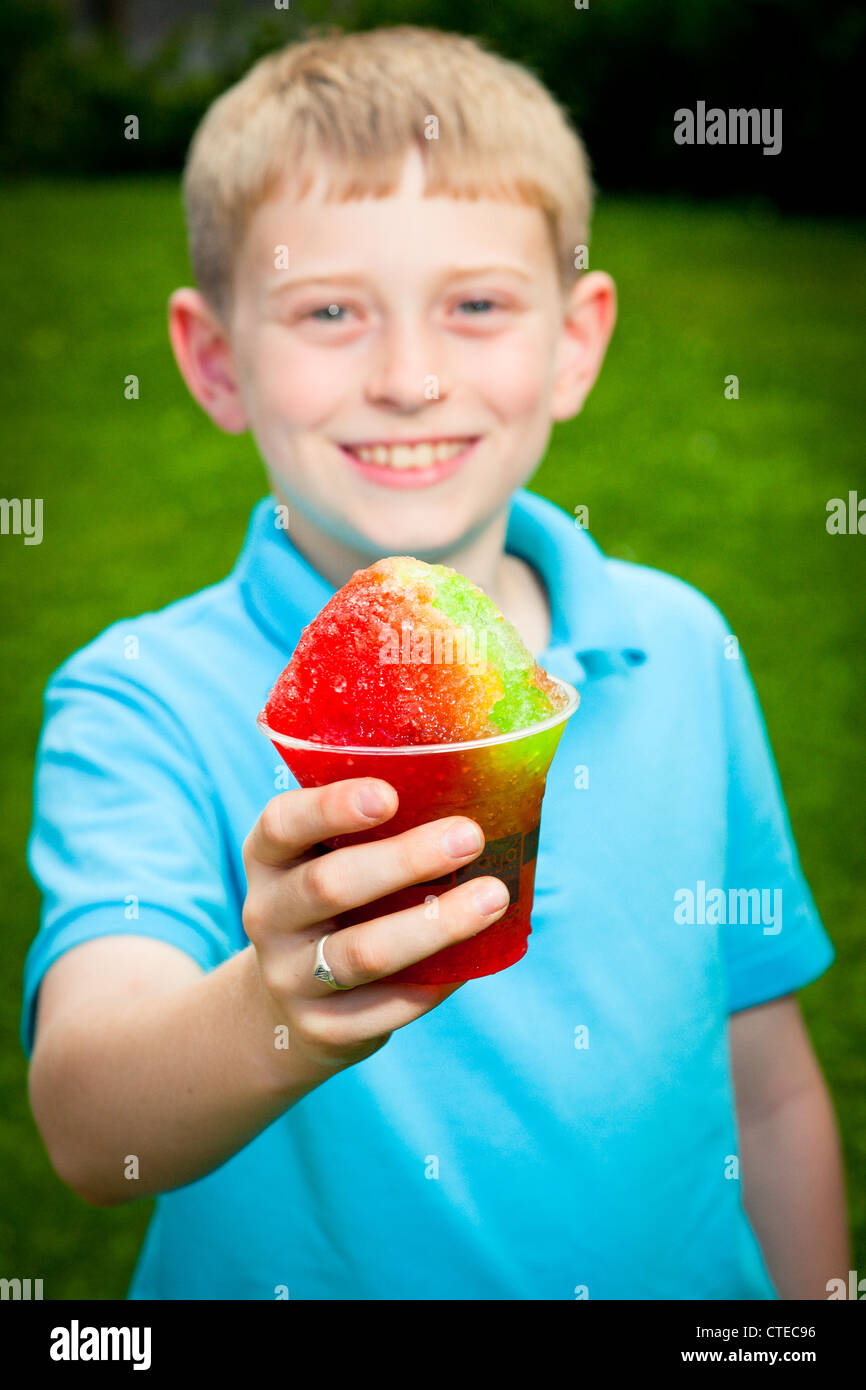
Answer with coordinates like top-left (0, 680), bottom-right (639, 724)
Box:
top-left (357, 784), bottom-right (387, 818)
top-left (442, 822), bottom-right (483, 858)
top-left (473, 881), bottom-right (509, 915)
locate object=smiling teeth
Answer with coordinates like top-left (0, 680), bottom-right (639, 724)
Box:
top-left (350, 439), bottom-right (471, 469)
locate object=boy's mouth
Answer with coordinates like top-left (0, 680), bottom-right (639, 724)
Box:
top-left (337, 436), bottom-right (480, 489)
top-left (339, 436), bottom-right (479, 469)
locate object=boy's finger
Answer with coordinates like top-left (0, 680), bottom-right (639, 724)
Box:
top-left (244, 780), bottom-right (398, 869)
top-left (277, 814), bottom-right (487, 929)
top-left (303, 876), bottom-right (510, 996)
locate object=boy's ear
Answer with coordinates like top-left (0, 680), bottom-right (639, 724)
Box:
top-left (550, 271), bottom-right (617, 422)
top-left (167, 289), bottom-right (248, 434)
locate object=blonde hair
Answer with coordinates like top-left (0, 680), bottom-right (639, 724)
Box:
top-left (183, 24), bottom-right (595, 317)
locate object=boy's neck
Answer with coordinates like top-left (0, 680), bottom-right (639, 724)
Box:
top-left (279, 492), bottom-right (552, 658)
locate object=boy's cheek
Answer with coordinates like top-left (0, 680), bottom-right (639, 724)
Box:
top-left (477, 339), bottom-right (554, 417)
top-left (246, 339), bottom-right (346, 425)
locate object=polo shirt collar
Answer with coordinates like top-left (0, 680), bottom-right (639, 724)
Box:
top-left (504, 488), bottom-right (647, 683)
top-left (236, 490), bottom-right (646, 685)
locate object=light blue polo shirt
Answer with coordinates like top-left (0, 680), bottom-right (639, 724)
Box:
top-left (21, 488), bottom-right (834, 1300)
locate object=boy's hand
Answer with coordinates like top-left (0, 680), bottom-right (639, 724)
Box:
top-left (242, 779), bottom-right (509, 1079)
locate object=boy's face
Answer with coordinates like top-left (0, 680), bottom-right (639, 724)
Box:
top-left (175, 145), bottom-right (614, 560)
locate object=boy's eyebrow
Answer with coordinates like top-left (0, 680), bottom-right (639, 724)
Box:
top-left (267, 264), bottom-right (535, 297)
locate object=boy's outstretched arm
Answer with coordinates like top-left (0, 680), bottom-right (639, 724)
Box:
top-left (27, 781), bottom-right (508, 1207)
top-left (729, 993), bottom-right (850, 1299)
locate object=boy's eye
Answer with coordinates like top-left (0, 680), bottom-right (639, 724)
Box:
top-left (301, 297), bottom-right (505, 326)
top-left (309, 303), bottom-right (350, 322)
top-left (455, 298), bottom-right (497, 314)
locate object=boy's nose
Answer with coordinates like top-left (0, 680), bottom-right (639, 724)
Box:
top-left (364, 317), bottom-right (444, 410)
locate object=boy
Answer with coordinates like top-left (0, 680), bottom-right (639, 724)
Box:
top-left (22, 25), bottom-right (849, 1300)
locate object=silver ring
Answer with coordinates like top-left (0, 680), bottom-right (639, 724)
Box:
top-left (313, 933), bottom-right (354, 990)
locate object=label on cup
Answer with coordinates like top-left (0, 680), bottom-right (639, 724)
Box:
top-left (434, 829), bottom-right (536, 902)
top-left (521, 825), bottom-right (540, 865)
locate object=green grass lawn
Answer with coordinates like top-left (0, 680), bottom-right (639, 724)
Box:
top-left (1, 177), bottom-right (863, 1298)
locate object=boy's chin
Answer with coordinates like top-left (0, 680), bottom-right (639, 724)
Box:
top-left (348, 501), bottom-right (482, 562)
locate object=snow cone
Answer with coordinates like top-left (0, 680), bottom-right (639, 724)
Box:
top-left (258, 556), bottom-right (578, 983)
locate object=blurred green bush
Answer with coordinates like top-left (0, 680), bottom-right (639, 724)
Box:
top-left (0, 0), bottom-right (862, 213)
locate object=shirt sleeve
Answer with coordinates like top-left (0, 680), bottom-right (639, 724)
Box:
top-left (717, 635), bottom-right (834, 1013)
top-left (20, 642), bottom-right (239, 1059)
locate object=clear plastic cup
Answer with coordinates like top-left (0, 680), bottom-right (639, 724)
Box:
top-left (257, 675), bottom-right (578, 984)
